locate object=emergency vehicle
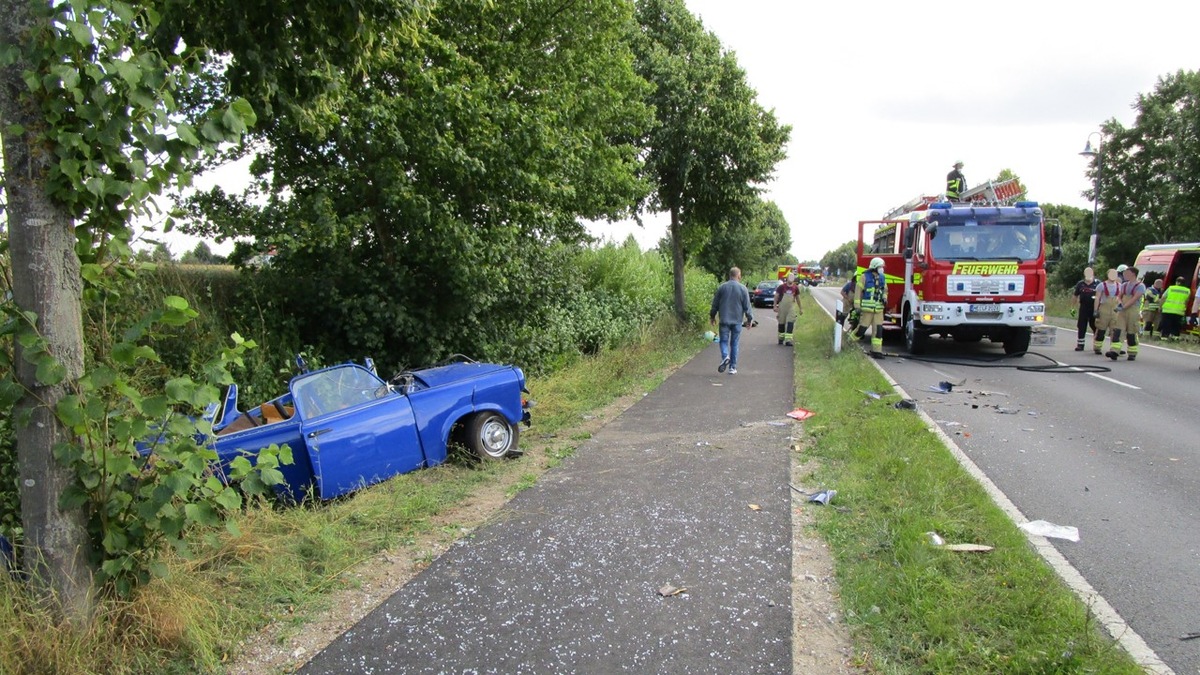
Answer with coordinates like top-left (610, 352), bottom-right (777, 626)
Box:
top-left (776, 264), bottom-right (824, 286)
top-left (856, 178), bottom-right (1061, 355)
top-left (1134, 243), bottom-right (1200, 326)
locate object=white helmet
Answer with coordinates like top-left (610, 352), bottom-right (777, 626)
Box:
top-left (869, 257), bottom-right (885, 270)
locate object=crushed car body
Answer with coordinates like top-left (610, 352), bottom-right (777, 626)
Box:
top-left (206, 356), bottom-right (530, 500)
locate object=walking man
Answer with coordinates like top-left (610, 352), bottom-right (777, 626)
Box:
top-left (774, 273), bottom-right (802, 346)
top-left (710, 267), bottom-right (755, 374)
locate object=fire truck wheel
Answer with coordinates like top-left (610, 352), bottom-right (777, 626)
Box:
top-left (904, 311), bottom-right (928, 355)
top-left (1003, 328), bottom-right (1031, 357)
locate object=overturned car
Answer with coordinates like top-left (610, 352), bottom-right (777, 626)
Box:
top-left (207, 356), bottom-right (530, 500)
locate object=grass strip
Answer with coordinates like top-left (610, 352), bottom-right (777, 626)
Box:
top-left (791, 309), bottom-right (1143, 673)
top-left (0, 316), bottom-right (706, 675)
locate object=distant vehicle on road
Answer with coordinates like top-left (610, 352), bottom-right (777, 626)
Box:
top-left (752, 280), bottom-right (781, 307)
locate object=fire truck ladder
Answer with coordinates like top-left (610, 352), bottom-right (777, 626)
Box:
top-left (882, 194), bottom-right (939, 221)
top-left (957, 178), bottom-right (1026, 206)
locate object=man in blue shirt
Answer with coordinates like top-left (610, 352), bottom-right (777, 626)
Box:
top-left (710, 267), bottom-right (755, 374)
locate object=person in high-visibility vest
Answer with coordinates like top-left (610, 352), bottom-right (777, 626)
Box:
top-left (854, 257), bottom-right (888, 358)
top-left (1092, 268), bottom-right (1122, 355)
top-left (774, 273), bottom-right (802, 346)
top-left (946, 161), bottom-right (967, 200)
top-left (1158, 276), bottom-right (1191, 340)
top-left (1140, 278), bottom-right (1164, 337)
top-left (1109, 266), bottom-right (1145, 361)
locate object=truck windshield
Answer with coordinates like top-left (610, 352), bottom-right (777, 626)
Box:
top-left (930, 222), bottom-right (1041, 261)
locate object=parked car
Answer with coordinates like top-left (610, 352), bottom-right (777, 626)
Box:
top-left (198, 356), bottom-right (531, 500)
top-left (752, 280), bottom-right (782, 307)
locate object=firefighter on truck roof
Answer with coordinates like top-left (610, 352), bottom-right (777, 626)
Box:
top-left (854, 257), bottom-right (888, 359)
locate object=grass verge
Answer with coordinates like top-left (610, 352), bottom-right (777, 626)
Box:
top-left (791, 310), bottom-right (1143, 673)
top-left (0, 316), bottom-right (706, 675)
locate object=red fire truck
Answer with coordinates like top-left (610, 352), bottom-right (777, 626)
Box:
top-left (856, 179), bottom-right (1061, 355)
top-left (776, 264), bottom-right (824, 286)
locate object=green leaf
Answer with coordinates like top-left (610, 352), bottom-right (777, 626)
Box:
top-left (183, 502), bottom-right (219, 527)
top-left (112, 59), bottom-right (142, 87)
top-left (213, 487), bottom-right (242, 511)
top-left (35, 357), bottom-right (67, 386)
top-left (55, 395), bottom-right (87, 429)
top-left (66, 21), bottom-right (93, 47)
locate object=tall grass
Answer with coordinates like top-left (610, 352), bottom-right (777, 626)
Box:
top-left (0, 315), bottom-right (707, 674)
top-left (791, 310), bottom-right (1142, 673)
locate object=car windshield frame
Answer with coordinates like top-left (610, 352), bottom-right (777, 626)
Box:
top-left (291, 365), bottom-right (387, 419)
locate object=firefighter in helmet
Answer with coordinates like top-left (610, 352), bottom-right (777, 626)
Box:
top-left (774, 272), bottom-right (802, 346)
top-left (855, 257), bottom-right (888, 358)
top-left (946, 161), bottom-right (967, 200)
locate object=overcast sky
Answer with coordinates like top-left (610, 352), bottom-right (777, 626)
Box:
top-left (176, 1), bottom-right (1198, 263)
top-left (587, 0), bottom-right (1200, 262)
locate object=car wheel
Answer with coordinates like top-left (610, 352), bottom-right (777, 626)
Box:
top-left (465, 411), bottom-right (519, 460)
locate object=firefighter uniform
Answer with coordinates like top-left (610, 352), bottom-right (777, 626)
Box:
top-left (1092, 276), bottom-right (1121, 355)
top-left (1141, 282), bottom-right (1163, 336)
top-left (855, 259), bottom-right (888, 358)
top-left (1111, 272), bottom-right (1144, 361)
top-left (775, 276), bottom-right (802, 345)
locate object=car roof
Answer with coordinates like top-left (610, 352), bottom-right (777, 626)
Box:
top-left (758, 280), bottom-right (781, 286)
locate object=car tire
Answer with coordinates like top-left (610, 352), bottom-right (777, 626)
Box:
top-left (465, 411), bottom-right (519, 460)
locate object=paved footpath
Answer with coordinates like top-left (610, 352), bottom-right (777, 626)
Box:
top-left (301, 319), bottom-right (798, 674)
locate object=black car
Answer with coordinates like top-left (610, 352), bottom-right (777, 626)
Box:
top-left (752, 280), bottom-right (781, 308)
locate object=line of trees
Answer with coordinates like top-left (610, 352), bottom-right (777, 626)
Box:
top-left (1, 0), bottom-right (790, 623)
top-left (819, 69), bottom-right (1200, 288)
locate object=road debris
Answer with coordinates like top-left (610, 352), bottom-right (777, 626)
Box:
top-left (657, 584), bottom-right (687, 597)
top-left (787, 408), bottom-right (815, 421)
top-left (944, 543), bottom-right (994, 553)
top-left (808, 489), bottom-right (836, 505)
top-left (1019, 520), bottom-right (1080, 542)
top-left (893, 399), bottom-right (917, 410)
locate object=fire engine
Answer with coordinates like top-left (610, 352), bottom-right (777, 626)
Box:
top-left (856, 178), bottom-right (1061, 355)
top-left (776, 264), bottom-right (824, 286)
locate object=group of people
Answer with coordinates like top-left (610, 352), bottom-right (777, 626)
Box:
top-left (1071, 265), bottom-right (1194, 360)
top-left (707, 267), bottom-right (807, 374)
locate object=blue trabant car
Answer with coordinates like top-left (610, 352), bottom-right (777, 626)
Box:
top-left (208, 356), bottom-right (530, 500)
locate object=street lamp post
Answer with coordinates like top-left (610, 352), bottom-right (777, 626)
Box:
top-left (1079, 132), bottom-right (1103, 266)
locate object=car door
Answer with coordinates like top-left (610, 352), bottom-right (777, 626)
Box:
top-left (300, 394), bottom-right (426, 500)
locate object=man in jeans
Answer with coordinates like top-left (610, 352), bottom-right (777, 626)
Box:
top-left (710, 267), bottom-right (755, 374)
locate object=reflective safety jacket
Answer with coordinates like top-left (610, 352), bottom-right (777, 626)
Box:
top-left (1161, 284), bottom-right (1190, 315)
top-left (1142, 287), bottom-right (1163, 311)
top-left (856, 269), bottom-right (887, 312)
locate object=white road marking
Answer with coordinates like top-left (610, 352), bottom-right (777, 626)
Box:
top-left (868, 362), bottom-right (1175, 675)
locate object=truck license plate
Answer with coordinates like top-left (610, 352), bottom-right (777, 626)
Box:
top-left (968, 303), bottom-right (1000, 313)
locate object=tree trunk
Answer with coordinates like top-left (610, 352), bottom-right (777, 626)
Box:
top-left (1, 0), bottom-right (96, 622)
top-left (670, 205), bottom-right (687, 323)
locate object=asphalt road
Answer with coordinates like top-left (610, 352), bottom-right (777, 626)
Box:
top-left (810, 286), bottom-right (1200, 674)
top-left (299, 318), bottom-right (800, 674)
